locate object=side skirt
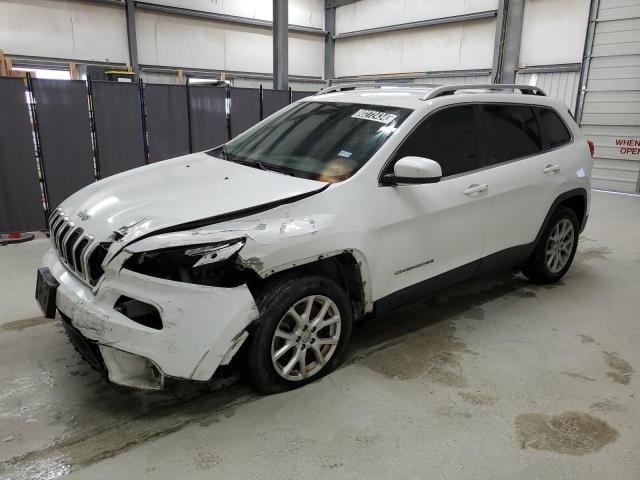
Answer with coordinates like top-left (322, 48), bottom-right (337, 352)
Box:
top-left (373, 244), bottom-right (534, 317)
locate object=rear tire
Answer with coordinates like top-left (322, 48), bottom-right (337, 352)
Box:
top-left (246, 274), bottom-right (353, 394)
top-left (522, 206), bottom-right (579, 284)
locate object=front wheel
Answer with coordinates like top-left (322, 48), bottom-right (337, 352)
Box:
top-left (522, 206), bottom-right (579, 284)
top-left (246, 275), bottom-right (353, 394)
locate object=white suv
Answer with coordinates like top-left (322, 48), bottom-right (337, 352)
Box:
top-left (36, 84), bottom-right (593, 392)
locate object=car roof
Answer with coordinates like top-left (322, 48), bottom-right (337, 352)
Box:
top-left (300, 84), bottom-right (560, 110)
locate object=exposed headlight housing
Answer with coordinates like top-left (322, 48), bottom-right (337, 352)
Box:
top-left (123, 238), bottom-right (246, 287)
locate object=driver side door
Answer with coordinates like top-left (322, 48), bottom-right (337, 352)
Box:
top-left (371, 104), bottom-right (493, 311)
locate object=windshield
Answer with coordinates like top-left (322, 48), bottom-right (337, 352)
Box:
top-left (207, 101), bottom-right (411, 183)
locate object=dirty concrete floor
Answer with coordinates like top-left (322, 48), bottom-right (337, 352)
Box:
top-left (1, 190), bottom-right (639, 479)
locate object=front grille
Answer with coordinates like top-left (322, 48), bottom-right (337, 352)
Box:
top-left (49, 209), bottom-right (106, 286)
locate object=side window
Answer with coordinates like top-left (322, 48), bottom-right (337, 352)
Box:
top-left (536, 107), bottom-right (572, 148)
top-left (482, 105), bottom-right (542, 165)
top-left (393, 105), bottom-right (480, 177)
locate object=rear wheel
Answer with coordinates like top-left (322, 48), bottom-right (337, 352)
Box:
top-left (246, 275), bottom-right (353, 394)
top-left (522, 206), bottom-right (579, 284)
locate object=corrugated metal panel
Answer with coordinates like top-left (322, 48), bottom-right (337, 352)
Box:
top-left (141, 71), bottom-right (180, 84)
top-left (333, 73), bottom-right (491, 86)
top-left (413, 75), bottom-right (491, 86)
top-left (580, 0), bottom-right (640, 193)
top-left (515, 69), bottom-right (580, 111)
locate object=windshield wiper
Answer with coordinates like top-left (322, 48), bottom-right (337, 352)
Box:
top-left (210, 148), bottom-right (294, 176)
top-left (230, 158), bottom-right (294, 176)
top-left (254, 162), bottom-right (295, 176)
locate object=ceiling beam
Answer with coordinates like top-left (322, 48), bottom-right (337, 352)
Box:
top-left (333, 10), bottom-right (497, 39)
top-left (326, 0), bottom-right (362, 7)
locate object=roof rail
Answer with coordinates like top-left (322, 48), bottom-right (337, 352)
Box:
top-left (420, 84), bottom-right (547, 100)
top-left (316, 83), bottom-right (440, 96)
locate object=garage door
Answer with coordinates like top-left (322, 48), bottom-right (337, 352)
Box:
top-left (580, 0), bottom-right (640, 193)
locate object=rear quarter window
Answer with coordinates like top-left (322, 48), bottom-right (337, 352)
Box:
top-left (536, 107), bottom-right (572, 149)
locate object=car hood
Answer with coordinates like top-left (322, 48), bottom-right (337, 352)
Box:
top-left (57, 152), bottom-right (327, 248)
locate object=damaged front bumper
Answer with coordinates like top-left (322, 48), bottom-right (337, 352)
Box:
top-left (43, 249), bottom-right (258, 390)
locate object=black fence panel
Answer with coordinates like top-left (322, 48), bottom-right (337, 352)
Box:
top-left (0, 78), bottom-right (45, 233)
top-left (188, 86), bottom-right (228, 152)
top-left (145, 84), bottom-right (190, 162)
top-left (91, 81), bottom-right (145, 178)
top-left (262, 89), bottom-right (290, 119)
top-left (32, 79), bottom-right (95, 210)
top-left (292, 90), bottom-right (316, 102)
top-left (230, 87), bottom-right (261, 138)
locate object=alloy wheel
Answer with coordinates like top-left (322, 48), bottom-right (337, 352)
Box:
top-left (545, 218), bottom-right (575, 273)
top-left (271, 295), bottom-right (341, 381)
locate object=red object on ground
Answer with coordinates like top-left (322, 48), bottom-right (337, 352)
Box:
top-left (0, 232), bottom-right (35, 245)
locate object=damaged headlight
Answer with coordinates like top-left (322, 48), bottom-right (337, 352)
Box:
top-left (123, 238), bottom-right (247, 287)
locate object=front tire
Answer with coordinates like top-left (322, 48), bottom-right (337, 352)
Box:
top-left (246, 274), bottom-right (353, 394)
top-left (522, 206), bottom-right (579, 284)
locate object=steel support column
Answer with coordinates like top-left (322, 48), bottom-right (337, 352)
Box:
top-left (324, 2), bottom-right (336, 82)
top-left (273, 0), bottom-right (288, 90)
top-left (125, 0), bottom-right (140, 80)
top-left (490, 0), bottom-right (507, 83)
top-left (575, 0), bottom-right (600, 122)
top-left (499, 0), bottom-right (525, 84)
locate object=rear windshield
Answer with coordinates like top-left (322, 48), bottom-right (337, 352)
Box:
top-left (208, 101), bottom-right (412, 182)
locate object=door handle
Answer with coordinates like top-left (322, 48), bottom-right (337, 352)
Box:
top-left (463, 184), bottom-right (489, 196)
top-left (543, 164), bottom-right (561, 174)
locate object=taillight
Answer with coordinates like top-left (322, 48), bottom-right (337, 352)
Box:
top-left (587, 140), bottom-right (595, 157)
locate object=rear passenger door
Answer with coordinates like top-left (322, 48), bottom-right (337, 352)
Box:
top-left (478, 104), bottom-right (571, 266)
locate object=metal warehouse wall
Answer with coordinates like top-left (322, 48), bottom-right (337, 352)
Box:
top-left (580, 0), bottom-right (640, 193)
top-left (334, 0), bottom-right (499, 78)
top-left (515, 69), bottom-right (581, 111)
top-left (0, 0), bottom-right (325, 79)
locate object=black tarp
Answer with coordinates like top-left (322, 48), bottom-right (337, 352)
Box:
top-left (262, 89), bottom-right (290, 119)
top-left (32, 79), bottom-right (95, 209)
top-left (145, 84), bottom-right (190, 162)
top-left (292, 90), bottom-right (316, 102)
top-left (91, 81), bottom-right (145, 178)
top-left (0, 78), bottom-right (45, 233)
top-left (230, 87), bottom-right (261, 138)
top-left (188, 85), bottom-right (228, 151)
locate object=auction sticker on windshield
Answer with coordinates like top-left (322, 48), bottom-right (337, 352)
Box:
top-left (351, 109), bottom-right (398, 124)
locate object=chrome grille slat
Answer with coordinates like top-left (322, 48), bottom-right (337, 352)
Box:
top-left (56, 223), bottom-right (71, 258)
top-left (65, 227), bottom-right (83, 267)
top-left (50, 215), bottom-right (66, 251)
top-left (72, 236), bottom-right (89, 273)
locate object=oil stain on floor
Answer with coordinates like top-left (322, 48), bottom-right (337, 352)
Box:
top-left (357, 318), bottom-right (467, 386)
top-left (603, 351), bottom-right (634, 385)
top-left (1, 316), bottom-right (51, 332)
top-left (515, 412), bottom-right (619, 456)
top-left (458, 392), bottom-right (498, 406)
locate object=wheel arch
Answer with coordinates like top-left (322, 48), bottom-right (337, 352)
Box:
top-left (535, 188), bottom-right (588, 244)
top-left (243, 249), bottom-right (373, 323)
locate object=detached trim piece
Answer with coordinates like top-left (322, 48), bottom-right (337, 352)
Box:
top-left (334, 10), bottom-right (497, 39)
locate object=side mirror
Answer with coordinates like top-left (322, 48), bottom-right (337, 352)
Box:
top-left (382, 156), bottom-right (442, 185)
